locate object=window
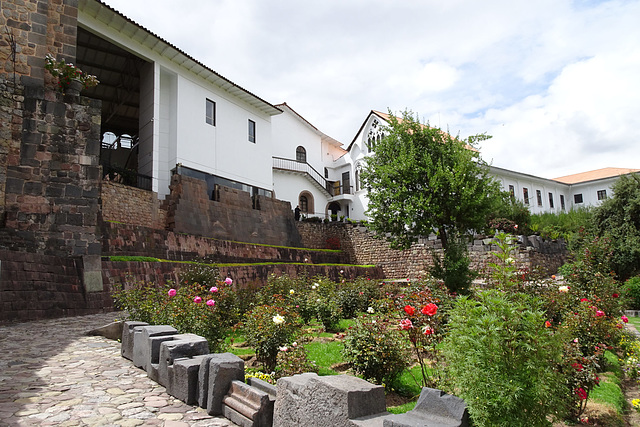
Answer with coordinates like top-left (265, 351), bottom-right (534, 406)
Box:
top-left (342, 171), bottom-right (350, 195)
top-left (560, 195), bottom-right (565, 211)
top-left (355, 168), bottom-right (360, 192)
top-left (296, 146), bottom-right (306, 163)
top-left (205, 99), bottom-right (216, 126)
top-left (299, 195), bottom-right (308, 213)
top-left (523, 188), bottom-right (529, 205)
top-left (548, 192), bottom-right (554, 208)
top-left (248, 119), bottom-right (256, 143)
top-left (508, 185), bottom-right (515, 198)
top-left (574, 193), bottom-right (583, 204)
top-left (536, 190), bottom-right (543, 207)
top-left (597, 189), bottom-right (607, 200)
top-left (324, 168), bottom-right (328, 179)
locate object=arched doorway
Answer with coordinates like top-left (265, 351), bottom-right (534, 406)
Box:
top-left (328, 202), bottom-right (341, 221)
top-left (299, 191), bottom-right (314, 215)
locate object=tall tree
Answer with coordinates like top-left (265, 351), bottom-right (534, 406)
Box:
top-left (591, 173), bottom-right (640, 281)
top-left (360, 110), bottom-right (501, 293)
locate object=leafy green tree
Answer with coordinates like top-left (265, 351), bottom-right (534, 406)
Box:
top-left (591, 173), bottom-right (640, 280)
top-left (360, 110), bottom-right (501, 293)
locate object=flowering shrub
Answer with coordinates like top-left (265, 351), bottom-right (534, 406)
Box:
top-left (274, 341), bottom-right (318, 379)
top-left (242, 302), bottom-right (301, 372)
top-left (624, 276), bottom-right (640, 309)
top-left (441, 290), bottom-right (566, 426)
top-left (112, 278), bottom-right (233, 353)
top-left (342, 314), bottom-right (409, 385)
top-left (44, 54), bottom-right (99, 91)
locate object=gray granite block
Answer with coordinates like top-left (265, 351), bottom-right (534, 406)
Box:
top-left (205, 353), bottom-right (245, 415)
top-left (121, 321), bottom-right (148, 360)
top-left (158, 333), bottom-right (209, 387)
top-left (132, 325), bottom-right (177, 371)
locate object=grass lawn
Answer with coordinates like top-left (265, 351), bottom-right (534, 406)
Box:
top-left (627, 314), bottom-right (640, 330)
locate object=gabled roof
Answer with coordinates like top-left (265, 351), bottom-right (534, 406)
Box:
top-left (552, 167), bottom-right (640, 184)
top-left (347, 110), bottom-right (477, 152)
top-left (275, 103), bottom-right (345, 148)
top-left (80, 0), bottom-right (282, 116)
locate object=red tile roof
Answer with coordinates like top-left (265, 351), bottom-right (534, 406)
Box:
top-left (553, 167), bottom-right (640, 184)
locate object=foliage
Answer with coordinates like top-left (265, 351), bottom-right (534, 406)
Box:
top-left (624, 276), bottom-right (640, 310)
top-left (342, 314), bottom-right (410, 384)
top-left (487, 191), bottom-right (530, 234)
top-left (44, 54), bottom-right (99, 91)
top-left (441, 290), bottom-right (567, 426)
top-left (242, 301), bottom-right (301, 372)
top-left (111, 277), bottom-right (235, 353)
top-left (529, 209), bottom-right (592, 242)
top-left (430, 238), bottom-right (475, 294)
top-left (109, 256), bottom-right (161, 262)
top-left (274, 341), bottom-right (319, 379)
top-left (360, 110), bottom-right (502, 293)
top-left (384, 280), bottom-right (452, 388)
top-left (591, 173), bottom-right (640, 281)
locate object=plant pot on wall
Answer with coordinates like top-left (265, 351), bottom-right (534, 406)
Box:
top-left (65, 78), bottom-right (84, 96)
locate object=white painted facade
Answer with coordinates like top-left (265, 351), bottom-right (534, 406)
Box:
top-left (81, 1), bottom-right (635, 219)
top-left (79, 1), bottom-right (281, 198)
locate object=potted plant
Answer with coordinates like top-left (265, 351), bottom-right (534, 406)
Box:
top-left (44, 54), bottom-right (99, 95)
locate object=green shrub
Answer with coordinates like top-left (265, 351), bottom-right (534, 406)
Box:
top-left (342, 314), bottom-right (410, 385)
top-left (243, 302), bottom-right (301, 372)
top-left (112, 279), bottom-right (234, 353)
top-left (441, 290), bottom-right (566, 426)
top-left (274, 341), bottom-right (318, 379)
top-left (624, 276), bottom-right (640, 310)
top-left (315, 296), bottom-right (343, 332)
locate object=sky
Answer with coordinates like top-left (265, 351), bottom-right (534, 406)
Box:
top-left (101, 0), bottom-right (640, 179)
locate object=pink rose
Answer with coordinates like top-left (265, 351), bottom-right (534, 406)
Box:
top-left (422, 325), bottom-right (434, 335)
top-left (622, 315), bottom-right (629, 323)
top-left (210, 286), bottom-right (218, 293)
top-left (193, 296), bottom-right (202, 304)
top-left (224, 277), bottom-right (233, 286)
top-left (399, 318), bottom-right (413, 330)
top-left (206, 299), bottom-right (215, 307)
top-left (595, 310), bottom-right (605, 317)
top-left (168, 289), bottom-right (177, 297)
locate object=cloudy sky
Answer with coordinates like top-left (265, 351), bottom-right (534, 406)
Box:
top-left (101, 0), bottom-right (639, 179)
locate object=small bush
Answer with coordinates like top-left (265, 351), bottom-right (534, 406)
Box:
top-left (275, 341), bottom-right (318, 379)
top-left (342, 314), bottom-right (410, 384)
top-left (441, 290), bottom-right (566, 426)
top-left (243, 302), bottom-right (301, 372)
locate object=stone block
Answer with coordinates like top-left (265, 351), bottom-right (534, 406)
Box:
top-left (158, 334), bottom-right (209, 387)
top-left (222, 380), bottom-right (274, 427)
top-left (382, 387), bottom-right (468, 427)
top-left (167, 354), bottom-right (210, 405)
top-left (132, 325), bottom-right (177, 371)
top-left (205, 353), bottom-right (245, 415)
top-left (121, 321), bottom-right (148, 360)
top-left (87, 321), bottom-right (123, 341)
top-left (273, 373), bottom-right (387, 427)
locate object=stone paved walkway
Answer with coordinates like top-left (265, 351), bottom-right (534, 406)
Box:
top-left (0, 312), bottom-right (238, 427)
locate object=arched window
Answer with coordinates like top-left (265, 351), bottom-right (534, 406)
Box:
top-left (296, 146), bottom-right (306, 163)
top-left (355, 168), bottom-right (360, 192)
top-left (299, 191), bottom-right (314, 214)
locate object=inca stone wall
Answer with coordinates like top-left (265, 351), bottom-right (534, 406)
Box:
top-left (296, 222), bottom-right (568, 279)
top-left (163, 174), bottom-right (303, 248)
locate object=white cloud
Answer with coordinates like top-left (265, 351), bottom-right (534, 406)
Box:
top-left (102, 0), bottom-right (640, 178)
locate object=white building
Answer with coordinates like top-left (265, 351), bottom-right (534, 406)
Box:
top-left (82, 1), bottom-right (637, 222)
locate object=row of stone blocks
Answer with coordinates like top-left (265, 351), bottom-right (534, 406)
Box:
top-left (121, 321), bottom-right (469, 427)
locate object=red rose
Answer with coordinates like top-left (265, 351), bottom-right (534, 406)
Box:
top-left (421, 303), bottom-right (438, 316)
top-left (613, 293), bottom-right (619, 298)
top-left (545, 321), bottom-right (551, 328)
top-left (404, 305), bottom-right (415, 316)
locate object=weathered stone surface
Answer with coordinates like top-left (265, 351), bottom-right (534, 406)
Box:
top-left (132, 325), bottom-right (177, 371)
top-left (273, 373), bottom-right (387, 427)
top-left (87, 320), bottom-right (123, 341)
top-left (382, 387), bottom-right (469, 427)
top-left (167, 354), bottom-right (209, 405)
top-left (121, 321), bottom-right (148, 360)
top-left (222, 380), bottom-right (273, 427)
top-left (158, 334), bottom-right (209, 387)
top-left (205, 353), bottom-right (245, 416)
